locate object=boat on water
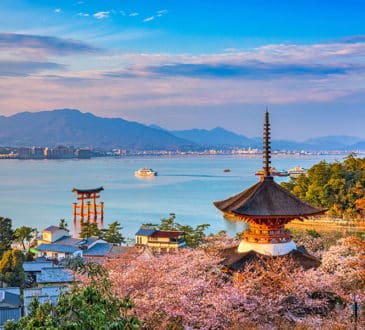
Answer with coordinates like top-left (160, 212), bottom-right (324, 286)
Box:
top-left (255, 167), bottom-right (289, 177)
top-left (223, 169), bottom-right (231, 173)
top-left (288, 166), bottom-right (307, 178)
top-left (134, 168), bottom-right (157, 177)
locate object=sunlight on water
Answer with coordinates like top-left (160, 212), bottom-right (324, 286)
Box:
top-left (0, 155), bottom-right (341, 238)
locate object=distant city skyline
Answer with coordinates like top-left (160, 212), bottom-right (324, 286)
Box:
top-left (0, 1), bottom-right (365, 139)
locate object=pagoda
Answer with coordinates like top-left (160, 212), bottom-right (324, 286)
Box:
top-left (214, 111), bottom-right (324, 258)
top-left (72, 187), bottom-right (104, 237)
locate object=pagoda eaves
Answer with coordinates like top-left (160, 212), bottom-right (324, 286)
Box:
top-left (213, 176), bottom-right (323, 220)
top-left (213, 110), bottom-right (325, 257)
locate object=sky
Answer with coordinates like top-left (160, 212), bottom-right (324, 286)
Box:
top-left (1, 0), bottom-right (365, 140)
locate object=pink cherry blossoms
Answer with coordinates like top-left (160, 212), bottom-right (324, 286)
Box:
top-left (104, 234), bottom-right (364, 329)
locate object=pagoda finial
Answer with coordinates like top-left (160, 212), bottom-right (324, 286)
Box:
top-left (263, 109), bottom-right (271, 178)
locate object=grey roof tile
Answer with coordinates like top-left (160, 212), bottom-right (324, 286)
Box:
top-left (36, 267), bottom-right (73, 284)
top-left (83, 243), bottom-right (112, 256)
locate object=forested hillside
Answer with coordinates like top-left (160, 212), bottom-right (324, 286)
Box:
top-left (282, 154), bottom-right (365, 218)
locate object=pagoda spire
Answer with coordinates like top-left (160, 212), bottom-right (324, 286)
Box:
top-left (263, 109), bottom-right (271, 178)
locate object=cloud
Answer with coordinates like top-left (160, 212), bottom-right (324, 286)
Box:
top-left (93, 11), bottom-right (110, 19)
top-left (0, 33), bottom-right (100, 56)
top-left (144, 62), bottom-right (359, 79)
top-left (77, 12), bottom-right (90, 17)
top-left (157, 10), bottom-right (168, 17)
top-left (129, 12), bottom-right (139, 17)
top-left (1, 37), bottom-right (365, 139)
top-left (0, 60), bottom-right (65, 77)
top-left (143, 16), bottom-right (155, 22)
top-left (339, 35), bottom-right (365, 43)
top-left (54, 8), bottom-right (62, 14)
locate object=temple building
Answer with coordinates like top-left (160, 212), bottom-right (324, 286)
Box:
top-left (214, 111), bottom-right (325, 268)
top-left (135, 226), bottom-right (186, 253)
top-left (72, 187), bottom-right (104, 238)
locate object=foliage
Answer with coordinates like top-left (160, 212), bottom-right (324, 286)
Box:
top-left (0, 250), bottom-right (25, 287)
top-left (282, 154), bottom-right (365, 217)
top-left (100, 221), bottom-right (125, 245)
top-left (79, 221), bottom-right (102, 239)
top-left (14, 226), bottom-right (35, 250)
top-left (104, 233), bottom-right (365, 329)
top-left (6, 258), bottom-right (141, 330)
top-left (145, 213), bottom-right (210, 248)
top-left (306, 228), bottom-right (321, 238)
top-left (0, 217), bottom-right (14, 258)
top-left (58, 218), bottom-right (68, 230)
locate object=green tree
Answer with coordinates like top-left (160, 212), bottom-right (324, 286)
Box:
top-left (0, 217), bottom-right (14, 258)
top-left (58, 219), bottom-right (68, 230)
top-left (0, 250), bottom-right (25, 287)
top-left (79, 221), bottom-right (102, 239)
top-left (5, 258), bottom-right (141, 330)
top-left (101, 221), bottom-right (125, 245)
top-left (14, 226), bottom-right (35, 250)
top-left (154, 213), bottom-right (210, 248)
top-left (282, 155), bottom-right (365, 218)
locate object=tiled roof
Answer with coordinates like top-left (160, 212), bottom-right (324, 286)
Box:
top-left (23, 286), bottom-right (68, 315)
top-left (81, 237), bottom-right (99, 246)
top-left (43, 225), bottom-right (62, 233)
top-left (23, 261), bottom-right (54, 272)
top-left (150, 230), bottom-right (183, 238)
top-left (24, 286), bottom-right (67, 298)
top-left (37, 244), bottom-right (80, 253)
top-left (0, 307), bottom-right (21, 326)
top-left (108, 245), bottom-right (130, 256)
top-left (54, 237), bottom-right (82, 246)
top-left (36, 267), bottom-right (73, 284)
top-left (135, 228), bottom-right (156, 236)
top-left (214, 176), bottom-right (324, 218)
top-left (83, 243), bottom-right (112, 256)
top-left (0, 290), bottom-right (21, 307)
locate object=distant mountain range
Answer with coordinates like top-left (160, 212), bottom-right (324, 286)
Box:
top-left (0, 109), bottom-right (195, 150)
top-left (0, 109), bottom-right (364, 151)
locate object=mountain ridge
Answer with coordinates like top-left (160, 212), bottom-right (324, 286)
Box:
top-left (0, 109), bottom-right (364, 151)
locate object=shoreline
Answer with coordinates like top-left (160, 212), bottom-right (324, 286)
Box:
top-left (287, 218), bottom-right (365, 232)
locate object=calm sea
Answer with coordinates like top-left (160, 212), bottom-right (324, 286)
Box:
top-left (0, 154), bottom-right (340, 239)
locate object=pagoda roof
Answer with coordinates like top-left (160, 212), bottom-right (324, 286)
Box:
top-left (220, 245), bottom-right (321, 270)
top-left (214, 176), bottom-right (324, 218)
top-left (72, 187), bottom-right (104, 194)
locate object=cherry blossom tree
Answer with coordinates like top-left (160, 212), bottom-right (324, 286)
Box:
top-left (104, 234), bottom-right (364, 329)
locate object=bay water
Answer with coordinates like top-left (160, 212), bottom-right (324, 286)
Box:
top-left (0, 154), bottom-right (340, 239)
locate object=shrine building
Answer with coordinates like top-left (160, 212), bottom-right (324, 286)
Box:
top-left (214, 111), bottom-right (325, 266)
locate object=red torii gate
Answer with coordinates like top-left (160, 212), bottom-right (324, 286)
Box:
top-left (72, 187), bottom-right (104, 237)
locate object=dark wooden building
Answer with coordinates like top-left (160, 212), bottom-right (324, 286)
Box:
top-left (214, 111), bottom-right (325, 268)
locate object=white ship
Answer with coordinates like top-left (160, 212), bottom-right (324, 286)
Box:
top-left (134, 167), bottom-right (157, 177)
top-left (288, 166), bottom-right (307, 178)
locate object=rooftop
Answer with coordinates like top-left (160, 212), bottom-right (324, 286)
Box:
top-left (220, 246), bottom-right (321, 271)
top-left (54, 236), bottom-right (83, 246)
top-left (214, 176), bottom-right (324, 219)
top-left (36, 244), bottom-right (80, 254)
top-left (0, 290), bottom-right (21, 308)
top-left (43, 225), bottom-right (67, 233)
top-left (72, 187), bottom-right (104, 194)
top-left (23, 261), bottom-right (54, 272)
top-left (150, 230), bottom-right (184, 238)
top-left (136, 227), bottom-right (156, 236)
top-left (83, 243), bottom-right (112, 256)
top-left (36, 267), bottom-right (73, 284)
